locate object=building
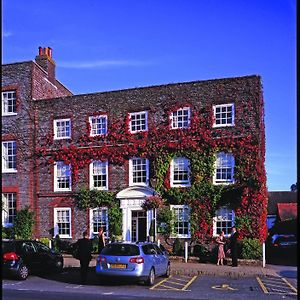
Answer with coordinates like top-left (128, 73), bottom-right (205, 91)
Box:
top-left (2, 47), bottom-right (268, 245)
top-left (267, 191), bottom-right (297, 230)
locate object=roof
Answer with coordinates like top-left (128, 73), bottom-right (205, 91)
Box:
top-left (268, 191), bottom-right (298, 215)
top-left (277, 203), bottom-right (297, 221)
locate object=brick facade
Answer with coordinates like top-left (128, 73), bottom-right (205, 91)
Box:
top-left (2, 47), bottom-right (267, 245)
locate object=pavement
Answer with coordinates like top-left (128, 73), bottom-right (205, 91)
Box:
top-left (62, 254), bottom-right (295, 278)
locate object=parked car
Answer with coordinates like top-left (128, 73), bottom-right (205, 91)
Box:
top-left (2, 239), bottom-right (64, 280)
top-left (95, 242), bottom-right (170, 286)
top-left (271, 234), bottom-right (297, 248)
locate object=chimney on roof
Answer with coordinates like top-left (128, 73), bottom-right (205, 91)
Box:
top-left (35, 46), bottom-right (56, 83)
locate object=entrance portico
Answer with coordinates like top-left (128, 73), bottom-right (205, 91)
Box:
top-left (116, 186), bottom-right (157, 242)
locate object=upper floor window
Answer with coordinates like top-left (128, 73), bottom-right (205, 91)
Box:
top-left (2, 91), bottom-right (17, 116)
top-left (213, 103), bottom-right (235, 127)
top-left (2, 193), bottom-right (17, 227)
top-left (170, 157), bottom-right (190, 187)
top-left (54, 161), bottom-right (72, 191)
top-left (54, 207), bottom-right (72, 238)
top-left (89, 115), bottom-right (107, 136)
top-left (90, 207), bottom-right (109, 238)
top-left (54, 118), bottom-right (71, 140)
top-left (171, 205), bottom-right (190, 238)
top-left (2, 141), bottom-right (17, 173)
top-left (213, 206), bottom-right (235, 237)
top-left (89, 161), bottom-right (108, 190)
top-left (170, 107), bottom-right (191, 129)
top-left (213, 152), bottom-right (235, 184)
top-left (129, 158), bottom-right (149, 186)
top-left (129, 111), bottom-right (148, 133)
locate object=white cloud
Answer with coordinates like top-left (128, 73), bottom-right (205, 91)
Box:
top-left (58, 59), bottom-right (152, 69)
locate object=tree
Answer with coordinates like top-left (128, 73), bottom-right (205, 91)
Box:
top-left (290, 182), bottom-right (298, 192)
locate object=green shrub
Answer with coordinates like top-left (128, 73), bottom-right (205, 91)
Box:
top-left (13, 207), bottom-right (35, 239)
top-left (240, 238), bottom-right (262, 259)
top-left (38, 237), bottom-right (50, 247)
top-left (2, 227), bottom-right (15, 239)
top-left (172, 238), bottom-right (183, 256)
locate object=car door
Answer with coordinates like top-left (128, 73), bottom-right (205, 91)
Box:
top-left (148, 244), bottom-right (162, 275)
top-left (153, 244), bottom-right (167, 275)
top-left (34, 242), bottom-right (55, 270)
top-left (20, 241), bottom-right (40, 271)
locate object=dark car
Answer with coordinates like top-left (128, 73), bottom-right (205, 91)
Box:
top-left (2, 240), bottom-right (64, 280)
top-left (96, 242), bottom-right (170, 286)
top-left (272, 234), bottom-right (297, 249)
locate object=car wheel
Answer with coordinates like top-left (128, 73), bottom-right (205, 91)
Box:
top-left (146, 268), bottom-right (155, 286)
top-left (17, 265), bottom-right (29, 280)
top-left (55, 260), bottom-right (64, 273)
top-left (164, 264), bottom-right (171, 278)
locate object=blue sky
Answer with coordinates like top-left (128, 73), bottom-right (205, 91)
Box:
top-left (2, 0), bottom-right (296, 191)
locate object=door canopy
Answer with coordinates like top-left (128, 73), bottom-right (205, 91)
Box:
top-left (116, 186), bottom-right (157, 199)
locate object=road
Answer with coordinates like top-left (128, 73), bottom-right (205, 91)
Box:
top-left (3, 267), bottom-right (297, 300)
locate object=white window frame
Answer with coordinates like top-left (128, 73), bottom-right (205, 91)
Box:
top-left (2, 91), bottom-right (17, 116)
top-left (213, 103), bottom-right (235, 128)
top-left (213, 152), bottom-right (235, 185)
top-left (89, 161), bottom-right (108, 190)
top-left (53, 118), bottom-right (71, 140)
top-left (53, 207), bottom-right (72, 238)
top-left (213, 207), bottom-right (235, 237)
top-left (129, 111), bottom-right (148, 133)
top-left (2, 141), bottom-right (17, 173)
top-left (170, 107), bottom-right (191, 129)
top-left (129, 158), bottom-right (149, 186)
top-left (2, 193), bottom-right (17, 227)
top-left (170, 157), bottom-right (190, 187)
top-left (89, 207), bottom-right (109, 238)
top-left (54, 161), bottom-right (72, 192)
top-left (89, 115), bottom-right (108, 136)
top-left (170, 205), bottom-right (191, 238)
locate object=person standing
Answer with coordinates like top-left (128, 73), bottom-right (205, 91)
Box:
top-left (74, 231), bottom-right (93, 284)
top-left (228, 226), bottom-right (239, 267)
top-left (216, 230), bottom-right (226, 266)
top-left (98, 227), bottom-right (106, 254)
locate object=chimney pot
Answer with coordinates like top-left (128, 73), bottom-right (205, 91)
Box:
top-left (38, 47), bottom-right (43, 55)
top-left (48, 47), bottom-right (52, 58)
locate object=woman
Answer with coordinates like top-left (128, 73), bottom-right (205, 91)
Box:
top-left (98, 227), bottom-right (106, 254)
top-left (216, 230), bottom-right (226, 266)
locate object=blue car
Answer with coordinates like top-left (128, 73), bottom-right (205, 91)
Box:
top-left (95, 242), bottom-right (170, 286)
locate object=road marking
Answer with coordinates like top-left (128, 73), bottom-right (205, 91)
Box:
top-left (256, 276), bottom-right (297, 296)
top-left (212, 284), bottom-right (238, 291)
top-left (150, 275), bottom-right (197, 292)
top-left (182, 276), bottom-right (197, 291)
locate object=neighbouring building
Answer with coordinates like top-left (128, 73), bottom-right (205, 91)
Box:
top-left (267, 191), bottom-right (297, 230)
top-left (2, 47), bottom-right (268, 247)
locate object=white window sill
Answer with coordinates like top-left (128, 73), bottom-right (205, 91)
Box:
top-left (2, 113), bottom-right (17, 117)
top-left (54, 189), bottom-right (72, 192)
top-left (170, 235), bottom-right (191, 239)
top-left (2, 170), bottom-right (17, 173)
top-left (170, 183), bottom-right (191, 188)
top-left (54, 235), bottom-right (72, 239)
top-left (54, 137), bottom-right (71, 140)
top-left (212, 124), bottom-right (234, 128)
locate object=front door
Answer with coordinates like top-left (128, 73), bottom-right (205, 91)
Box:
top-left (131, 210), bottom-right (147, 242)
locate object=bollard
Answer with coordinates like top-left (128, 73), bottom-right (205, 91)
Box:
top-left (185, 241), bottom-right (188, 263)
top-left (262, 242), bottom-right (266, 268)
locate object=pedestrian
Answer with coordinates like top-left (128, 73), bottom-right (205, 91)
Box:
top-left (74, 231), bottom-right (93, 284)
top-left (98, 227), bottom-right (106, 254)
top-left (216, 230), bottom-right (226, 266)
top-left (228, 226), bottom-right (239, 267)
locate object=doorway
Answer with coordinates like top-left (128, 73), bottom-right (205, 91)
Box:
top-left (131, 210), bottom-right (147, 242)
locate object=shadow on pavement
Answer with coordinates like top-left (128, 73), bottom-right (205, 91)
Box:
top-left (38, 267), bottom-right (144, 286)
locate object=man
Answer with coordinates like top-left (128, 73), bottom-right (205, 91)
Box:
top-left (74, 231), bottom-right (93, 284)
top-left (229, 226), bottom-right (239, 267)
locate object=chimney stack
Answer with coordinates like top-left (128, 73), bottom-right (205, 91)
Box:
top-left (35, 46), bottom-right (56, 83)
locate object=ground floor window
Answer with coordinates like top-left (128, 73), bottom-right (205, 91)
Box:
top-left (170, 205), bottom-right (190, 238)
top-left (2, 193), bottom-right (17, 226)
top-left (90, 207), bottom-right (109, 237)
top-left (54, 207), bottom-right (72, 238)
top-left (213, 206), bottom-right (235, 236)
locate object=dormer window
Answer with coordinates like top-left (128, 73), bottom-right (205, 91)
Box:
top-left (170, 107), bottom-right (191, 129)
top-left (129, 111), bottom-right (148, 133)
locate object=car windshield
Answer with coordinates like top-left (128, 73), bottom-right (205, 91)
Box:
top-left (275, 236), bottom-right (297, 243)
top-left (102, 244), bottom-right (140, 256)
top-left (2, 241), bottom-right (16, 253)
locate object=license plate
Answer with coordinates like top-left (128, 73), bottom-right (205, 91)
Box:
top-left (110, 264), bottom-right (127, 269)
